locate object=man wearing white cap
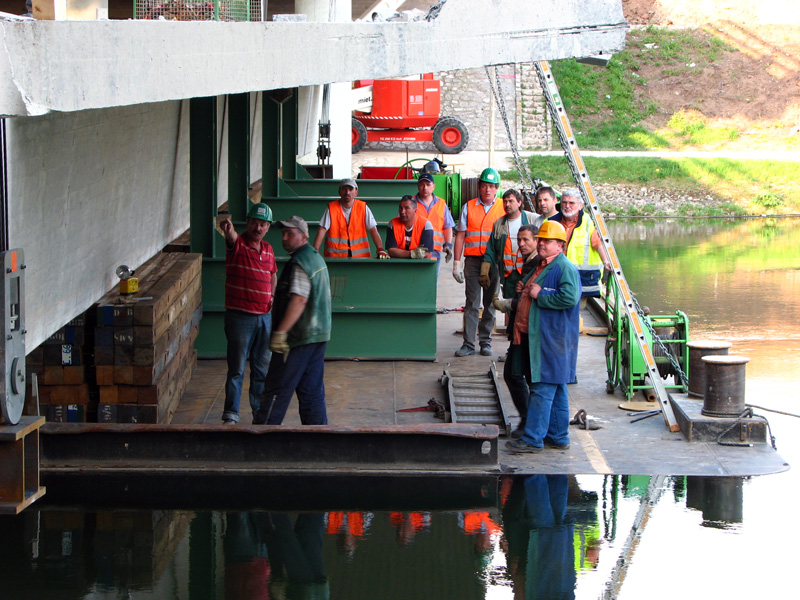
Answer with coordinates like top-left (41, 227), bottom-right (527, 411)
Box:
top-left (313, 178), bottom-right (388, 259)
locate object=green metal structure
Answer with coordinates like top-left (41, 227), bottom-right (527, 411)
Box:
top-left (189, 89), bottom-right (439, 360)
top-left (604, 278), bottom-right (690, 400)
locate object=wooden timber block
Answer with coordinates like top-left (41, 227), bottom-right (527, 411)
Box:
top-left (133, 276), bottom-right (202, 345)
top-left (113, 366), bottom-right (134, 385)
top-left (99, 385), bottom-right (118, 404)
top-left (37, 384), bottom-right (90, 405)
top-left (42, 366), bottom-right (85, 385)
top-left (27, 346), bottom-right (44, 365)
top-left (96, 366), bottom-right (115, 386)
top-left (95, 345), bottom-right (114, 365)
top-left (43, 344), bottom-right (81, 366)
top-left (47, 404), bottom-right (87, 423)
top-left (63, 366), bottom-right (85, 385)
top-left (133, 254), bottom-right (202, 326)
top-left (0, 416), bottom-right (46, 514)
top-left (95, 253), bottom-right (182, 315)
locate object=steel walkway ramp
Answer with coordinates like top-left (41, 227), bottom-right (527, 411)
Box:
top-left (442, 364), bottom-right (511, 436)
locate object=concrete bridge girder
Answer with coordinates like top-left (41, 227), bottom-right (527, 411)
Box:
top-left (0, 0), bottom-right (627, 116)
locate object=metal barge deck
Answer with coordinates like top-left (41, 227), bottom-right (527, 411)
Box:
top-left (37, 274), bottom-right (789, 481)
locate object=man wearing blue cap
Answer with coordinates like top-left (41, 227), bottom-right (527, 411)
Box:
top-left (219, 202), bottom-right (278, 424)
top-left (413, 173), bottom-right (455, 276)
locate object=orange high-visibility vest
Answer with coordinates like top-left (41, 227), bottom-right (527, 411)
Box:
top-left (417, 196), bottom-right (447, 253)
top-left (463, 198), bottom-right (504, 257)
top-left (390, 212), bottom-right (431, 257)
top-left (463, 511), bottom-right (501, 535)
top-left (502, 235), bottom-right (525, 276)
top-left (325, 200), bottom-right (370, 258)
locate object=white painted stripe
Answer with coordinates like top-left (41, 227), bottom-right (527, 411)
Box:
top-left (575, 429), bottom-right (612, 474)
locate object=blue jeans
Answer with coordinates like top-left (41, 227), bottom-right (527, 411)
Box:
top-left (223, 309), bottom-right (273, 423)
top-left (521, 382), bottom-right (570, 447)
top-left (253, 342), bottom-right (327, 425)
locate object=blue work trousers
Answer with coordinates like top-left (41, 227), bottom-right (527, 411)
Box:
top-left (521, 382), bottom-right (570, 448)
top-left (223, 309), bottom-right (272, 423)
top-left (253, 342), bottom-right (328, 425)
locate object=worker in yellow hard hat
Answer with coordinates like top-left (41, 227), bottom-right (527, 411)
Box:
top-left (495, 219), bottom-right (581, 454)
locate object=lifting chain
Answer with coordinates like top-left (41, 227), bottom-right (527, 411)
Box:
top-left (630, 295), bottom-right (689, 387)
top-left (484, 66), bottom-right (539, 212)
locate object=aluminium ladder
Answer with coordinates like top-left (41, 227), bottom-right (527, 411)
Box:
top-left (534, 61), bottom-right (680, 432)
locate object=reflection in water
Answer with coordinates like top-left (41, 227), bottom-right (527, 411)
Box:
top-left (609, 217), bottom-right (800, 341)
top-left (609, 217), bottom-right (800, 413)
top-left (6, 475), bottom-right (757, 599)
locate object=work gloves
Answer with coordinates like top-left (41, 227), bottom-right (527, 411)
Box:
top-left (443, 242), bottom-right (453, 263)
top-left (270, 331), bottom-right (290, 359)
top-left (410, 246), bottom-right (428, 259)
top-left (452, 260), bottom-right (464, 283)
top-left (492, 293), bottom-right (513, 314)
top-left (479, 261), bottom-right (492, 288)
top-left (376, 249), bottom-right (390, 260)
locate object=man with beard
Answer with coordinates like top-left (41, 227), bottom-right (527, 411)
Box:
top-left (549, 189), bottom-right (611, 304)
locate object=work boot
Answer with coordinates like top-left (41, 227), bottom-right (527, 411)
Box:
top-left (505, 439), bottom-right (543, 453)
top-left (479, 344), bottom-right (492, 356)
top-left (222, 418), bottom-right (236, 425)
top-left (455, 344), bottom-right (476, 357)
top-left (544, 438), bottom-right (570, 450)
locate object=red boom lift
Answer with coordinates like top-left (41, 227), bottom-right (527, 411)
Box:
top-left (351, 74), bottom-right (469, 154)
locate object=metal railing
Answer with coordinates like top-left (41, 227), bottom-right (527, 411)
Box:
top-left (133, 0), bottom-right (256, 22)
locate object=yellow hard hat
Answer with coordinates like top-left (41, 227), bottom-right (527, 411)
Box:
top-left (536, 220), bottom-right (567, 242)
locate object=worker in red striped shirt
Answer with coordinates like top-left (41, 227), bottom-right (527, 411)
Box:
top-left (219, 202), bottom-right (278, 424)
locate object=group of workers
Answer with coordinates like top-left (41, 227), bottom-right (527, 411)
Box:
top-left (219, 169), bottom-right (611, 455)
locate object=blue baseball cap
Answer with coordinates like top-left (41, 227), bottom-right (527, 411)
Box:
top-left (418, 173), bottom-right (435, 184)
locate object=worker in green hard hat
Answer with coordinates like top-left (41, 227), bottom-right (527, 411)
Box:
top-left (219, 202), bottom-right (278, 424)
top-left (452, 167), bottom-right (504, 357)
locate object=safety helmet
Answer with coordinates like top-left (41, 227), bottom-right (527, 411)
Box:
top-left (247, 202), bottom-right (273, 222)
top-left (479, 167), bottom-right (500, 186)
top-left (536, 220), bottom-right (567, 242)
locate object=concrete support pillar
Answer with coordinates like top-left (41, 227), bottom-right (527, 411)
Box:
top-left (296, 0), bottom-right (352, 179)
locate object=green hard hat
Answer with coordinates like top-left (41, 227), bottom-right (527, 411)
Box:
top-left (247, 202), bottom-right (273, 222)
top-left (479, 167), bottom-right (500, 186)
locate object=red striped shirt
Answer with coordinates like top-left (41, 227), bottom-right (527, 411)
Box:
top-left (225, 236), bottom-right (277, 314)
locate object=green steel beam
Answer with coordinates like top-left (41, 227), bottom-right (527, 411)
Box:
top-left (227, 93), bottom-right (250, 222)
top-left (189, 96), bottom-right (218, 258)
top-left (281, 91), bottom-right (298, 182)
top-left (196, 257), bottom-right (437, 360)
top-left (285, 178), bottom-right (420, 198)
top-left (262, 94), bottom-right (281, 198)
top-left (262, 195), bottom-right (407, 225)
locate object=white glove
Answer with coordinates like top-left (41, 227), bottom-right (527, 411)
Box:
top-left (492, 294), bottom-right (513, 314)
top-left (376, 249), bottom-right (390, 260)
top-left (452, 260), bottom-right (464, 283)
top-left (410, 246), bottom-right (428, 259)
top-left (443, 243), bottom-right (453, 263)
top-left (270, 331), bottom-right (290, 362)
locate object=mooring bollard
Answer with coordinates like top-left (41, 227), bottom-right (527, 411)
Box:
top-left (701, 355), bottom-right (749, 417)
top-left (687, 340), bottom-right (733, 398)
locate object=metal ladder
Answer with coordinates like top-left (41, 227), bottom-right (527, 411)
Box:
top-left (534, 60), bottom-right (680, 432)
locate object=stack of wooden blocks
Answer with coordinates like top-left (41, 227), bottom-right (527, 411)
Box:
top-left (94, 252), bottom-right (202, 424)
top-left (26, 315), bottom-right (93, 422)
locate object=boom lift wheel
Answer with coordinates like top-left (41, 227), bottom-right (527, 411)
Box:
top-left (351, 118), bottom-right (367, 154)
top-left (433, 116), bottom-right (469, 154)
